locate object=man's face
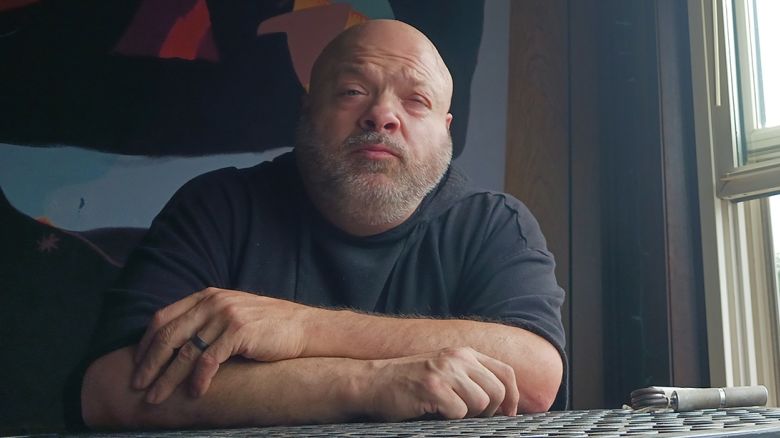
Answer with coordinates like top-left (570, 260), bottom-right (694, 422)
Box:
top-left (296, 25), bottom-right (454, 227)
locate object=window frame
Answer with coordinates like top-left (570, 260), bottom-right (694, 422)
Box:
top-left (733, 0), bottom-right (780, 162)
top-left (688, 0), bottom-right (780, 405)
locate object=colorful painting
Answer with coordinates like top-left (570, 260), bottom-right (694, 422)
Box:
top-left (0, 0), bottom-right (483, 225)
top-left (0, 0), bottom-right (481, 155)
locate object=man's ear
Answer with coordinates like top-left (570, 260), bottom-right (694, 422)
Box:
top-left (445, 113), bottom-right (453, 130)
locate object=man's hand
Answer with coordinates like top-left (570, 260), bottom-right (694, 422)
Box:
top-left (132, 288), bottom-right (316, 404)
top-left (362, 347), bottom-right (520, 421)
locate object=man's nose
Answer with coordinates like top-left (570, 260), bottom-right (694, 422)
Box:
top-left (359, 98), bottom-right (400, 133)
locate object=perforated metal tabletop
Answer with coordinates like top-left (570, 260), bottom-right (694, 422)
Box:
top-left (69, 406), bottom-right (780, 437)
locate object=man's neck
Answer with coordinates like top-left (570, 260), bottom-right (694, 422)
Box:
top-left (308, 192), bottom-right (419, 237)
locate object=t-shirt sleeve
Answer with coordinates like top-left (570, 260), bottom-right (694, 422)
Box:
top-left (455, 194), bottom-right (568, 410)
top-left (88, 168), bottom-right (242, 361)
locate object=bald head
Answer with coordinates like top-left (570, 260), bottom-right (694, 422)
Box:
top-left (309, 20), bottom-right (453, 110)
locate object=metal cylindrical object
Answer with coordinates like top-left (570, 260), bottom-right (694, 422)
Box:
top-left (674, 386), bottom-right (768, 411)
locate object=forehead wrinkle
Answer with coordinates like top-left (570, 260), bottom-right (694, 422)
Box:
top-left (360, 44), bottom-right (447, 85)
top-left (335, 59), bottom-right (430, 88)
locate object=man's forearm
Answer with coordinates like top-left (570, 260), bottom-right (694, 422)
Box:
top-left (83, 346), bottom-right (367, 429)
top-left (124, 289), bottom-right (562, 416)
top-left (303, 310), bottom-right (563, 411)
top-left (85, 343), bottom-right (533, 429)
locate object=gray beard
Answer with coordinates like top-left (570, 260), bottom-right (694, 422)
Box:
top-left (295, 117), bottom-right (452, 227)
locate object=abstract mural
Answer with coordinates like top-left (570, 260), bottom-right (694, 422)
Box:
top-left (0, 0), bottom-right (482, 155)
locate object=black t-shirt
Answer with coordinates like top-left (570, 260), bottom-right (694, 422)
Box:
top-left (88, 151), bottom-right (568, 413)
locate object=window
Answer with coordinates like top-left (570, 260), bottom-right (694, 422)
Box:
top-left (689, 0), bottom-right (780, 406)
top-left (735, 0), bottom-right (780, 163)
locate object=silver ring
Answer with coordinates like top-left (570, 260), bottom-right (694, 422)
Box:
top-left (189, 334), bottom-right (209, 351)
top-left (718, 387), bottom-right (726, 407)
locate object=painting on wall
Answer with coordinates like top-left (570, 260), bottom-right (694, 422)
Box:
top-left (0, 0), bottom-right (483, 230)
top-left (0, 0), bottom-right (482, 155)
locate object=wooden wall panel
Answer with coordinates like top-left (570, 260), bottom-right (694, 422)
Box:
top-left (598, 0), bottom-right (672, 406)
top-left (505, 0), bottom-right (570, 338)
top-left (656, 0), bottom-right (708, 388)
top-left (569, 0), bottom-right (605, 409)
top-left (505, 0), bottom-right (705, 410)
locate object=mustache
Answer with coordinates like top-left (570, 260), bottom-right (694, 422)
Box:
top-left (344, 132), bottom-right (406, 157)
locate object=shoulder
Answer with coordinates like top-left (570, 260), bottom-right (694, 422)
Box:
top-left (165, 152), bottom-right (298, 210)
top-left (423, 166), bottom-right (548, 250)
top-left (181, 152), bottom-right (296, 191)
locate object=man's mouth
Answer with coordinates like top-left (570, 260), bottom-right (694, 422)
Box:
top-left (352, 144), bottom-right (401, 159)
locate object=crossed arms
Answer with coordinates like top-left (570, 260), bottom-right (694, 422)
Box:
top-left (81, 288), bottom-right (563, 429)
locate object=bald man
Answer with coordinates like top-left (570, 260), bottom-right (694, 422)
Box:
top-left (79, 20), bottom-right (566, 430)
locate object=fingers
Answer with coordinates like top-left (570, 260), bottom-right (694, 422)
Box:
top-left (143, 337), bottom-right (203, 404)
top-left (132, 297), bottom-right (214, 391)
top-left (461, 360), bottom-right (505, 417)
top-left (429, 348), bottom-right (518, 419)
top-left (448, 374), bottom-right (493, 418)
top-left (188, 326), bottom-right (238, 397)
top-left (432, 385), bottom-right (470, 420)
top-left (438, 348), bottom-right (510, 418)
top-left (134, 291), bottom-right (206, 364)
top-left (143, 323), bottom-right (224, 404)
top-left (473, 352), bottom-right (519, 416)
top-left (133, 289), bottom-right (287, 404)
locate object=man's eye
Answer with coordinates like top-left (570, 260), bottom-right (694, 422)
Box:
top-left (342, 89), bottom-right (362, 96)
top-left (407, 96), bottom-right (430, 108)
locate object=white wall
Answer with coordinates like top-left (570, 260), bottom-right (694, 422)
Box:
top-left (454, 0), bottom-right (509, 192)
